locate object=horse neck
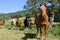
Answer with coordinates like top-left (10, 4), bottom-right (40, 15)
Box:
top-left (41, 13), bottom-right (47, 16)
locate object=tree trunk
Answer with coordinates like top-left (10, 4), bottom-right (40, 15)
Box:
top-left (49, 12), bottom-right (54, 28)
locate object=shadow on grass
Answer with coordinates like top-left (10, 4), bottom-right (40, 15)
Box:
top-left (8, 27), bottom-right (11, 29)
top-left (22, 33), bottom-right (36, 40)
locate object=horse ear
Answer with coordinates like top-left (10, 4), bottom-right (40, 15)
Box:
top-left (44, 4), bottom-right (46, 6)
top-left (48, 1), bottom-right (52, 3)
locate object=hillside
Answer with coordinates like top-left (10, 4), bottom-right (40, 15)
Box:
top-left (0, 9), bottom-right (60, 22)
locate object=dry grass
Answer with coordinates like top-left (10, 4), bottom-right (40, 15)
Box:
top-left (0, 27), bottom-right (60, 40)
top-left (0, 19), bottom-right (60, 40)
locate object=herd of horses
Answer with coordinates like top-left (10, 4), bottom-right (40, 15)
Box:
top-left (24, 17), bottom-right (35, 29)
top-left (10, 17), bottom-right (35, 29)
top-left (0, 4), bottom-right (48, 40)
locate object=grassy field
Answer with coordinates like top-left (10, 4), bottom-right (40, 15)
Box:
top-left (0, 19), bottom-right (60, 40)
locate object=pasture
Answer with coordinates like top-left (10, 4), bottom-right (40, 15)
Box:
top-left (0, 18), bottom-right (60, 40)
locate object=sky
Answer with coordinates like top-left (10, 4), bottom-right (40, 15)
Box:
top-left (0, 0), bottom-right (55, 13)
top-left (0, 0), bottom-right (27, 13)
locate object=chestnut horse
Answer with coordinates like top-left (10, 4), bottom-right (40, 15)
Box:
top-left (35, 4), bottom-right (48, 40)
top-left (16, 18), bottom-right (22, 27)
top-left (0, 20), bottom-right (5, 26)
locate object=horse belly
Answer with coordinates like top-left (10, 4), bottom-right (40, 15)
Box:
top-left (16, 21), bottom-right (21, 27)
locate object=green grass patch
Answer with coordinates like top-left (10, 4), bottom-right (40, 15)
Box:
top-left (48, 25), bottom-right (60, 37)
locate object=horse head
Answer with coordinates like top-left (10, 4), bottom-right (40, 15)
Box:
top-left (39, 4), bottom-right (47, 21)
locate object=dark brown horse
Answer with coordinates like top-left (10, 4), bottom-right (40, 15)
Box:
top-left (24, 17), bottom-right (29, 28)
top-left (24, 17), bottom-right (35, 29)
top-left (35, 4), bottom-right (48, 40)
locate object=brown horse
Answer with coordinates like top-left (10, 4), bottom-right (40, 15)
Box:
top-left (35, 4), bottom-right (48, 40)
top-left (0, 20), bottom-right (5, 26)
top-left (16, 18), bottom-right (22, 27)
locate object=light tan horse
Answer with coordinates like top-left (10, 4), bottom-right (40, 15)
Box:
top-left (11, 19), bottom-right (16, 29)
top-left (28, 19), bottom-right (35, 29)
top-left (29, 20), bottom-right (35, 25)
top-left (35, 4), bottom-right (48, 40)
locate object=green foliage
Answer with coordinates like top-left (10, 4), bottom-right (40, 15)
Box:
top-left (5, 21), bottom-right (11, 28)
top-left (5, 23), bottom-right (11, 28)
top-left (24, 0), bottom-right (39, 16)
top-left (48, 25), bottom-right (60, 36)
top-left (23, 0), bottom-right (60, 22)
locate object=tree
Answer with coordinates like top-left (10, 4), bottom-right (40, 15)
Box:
top-left (24, 0), bottom-right (51, 17)
top-left (24, 0), bottom-right (60, 28)
top-left (24, 0), bottom-right (39, 17)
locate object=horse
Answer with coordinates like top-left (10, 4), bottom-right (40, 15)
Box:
top-left (24, 17), bottom-right (35, 29)
top-left (11, 19), bottom-right (16, 29)
top-left (24, 17), bottom-right (30, 28)
top-left (0, 20), bottom-right (5, 26)
top-left (16, 18), bottom-right (22, 28)
top-left (28, 19), bottom-right (35, 28)
top-left (35, 4), bottom-right (48, 40)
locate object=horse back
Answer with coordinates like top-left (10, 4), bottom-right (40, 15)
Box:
top-left (16, 20), bottom-right (22, 26)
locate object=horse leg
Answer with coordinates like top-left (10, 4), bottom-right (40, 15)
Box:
top-left (40, 25), bottom-right (43, 40)
top-left (45, 25), bottom-right (48, 40)
top-left (26, 24), bottom-right (29, 28)
top-left (24, 24), bottom-right (26, 28)
top-left (36, 25), bottom-right (39, 38)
